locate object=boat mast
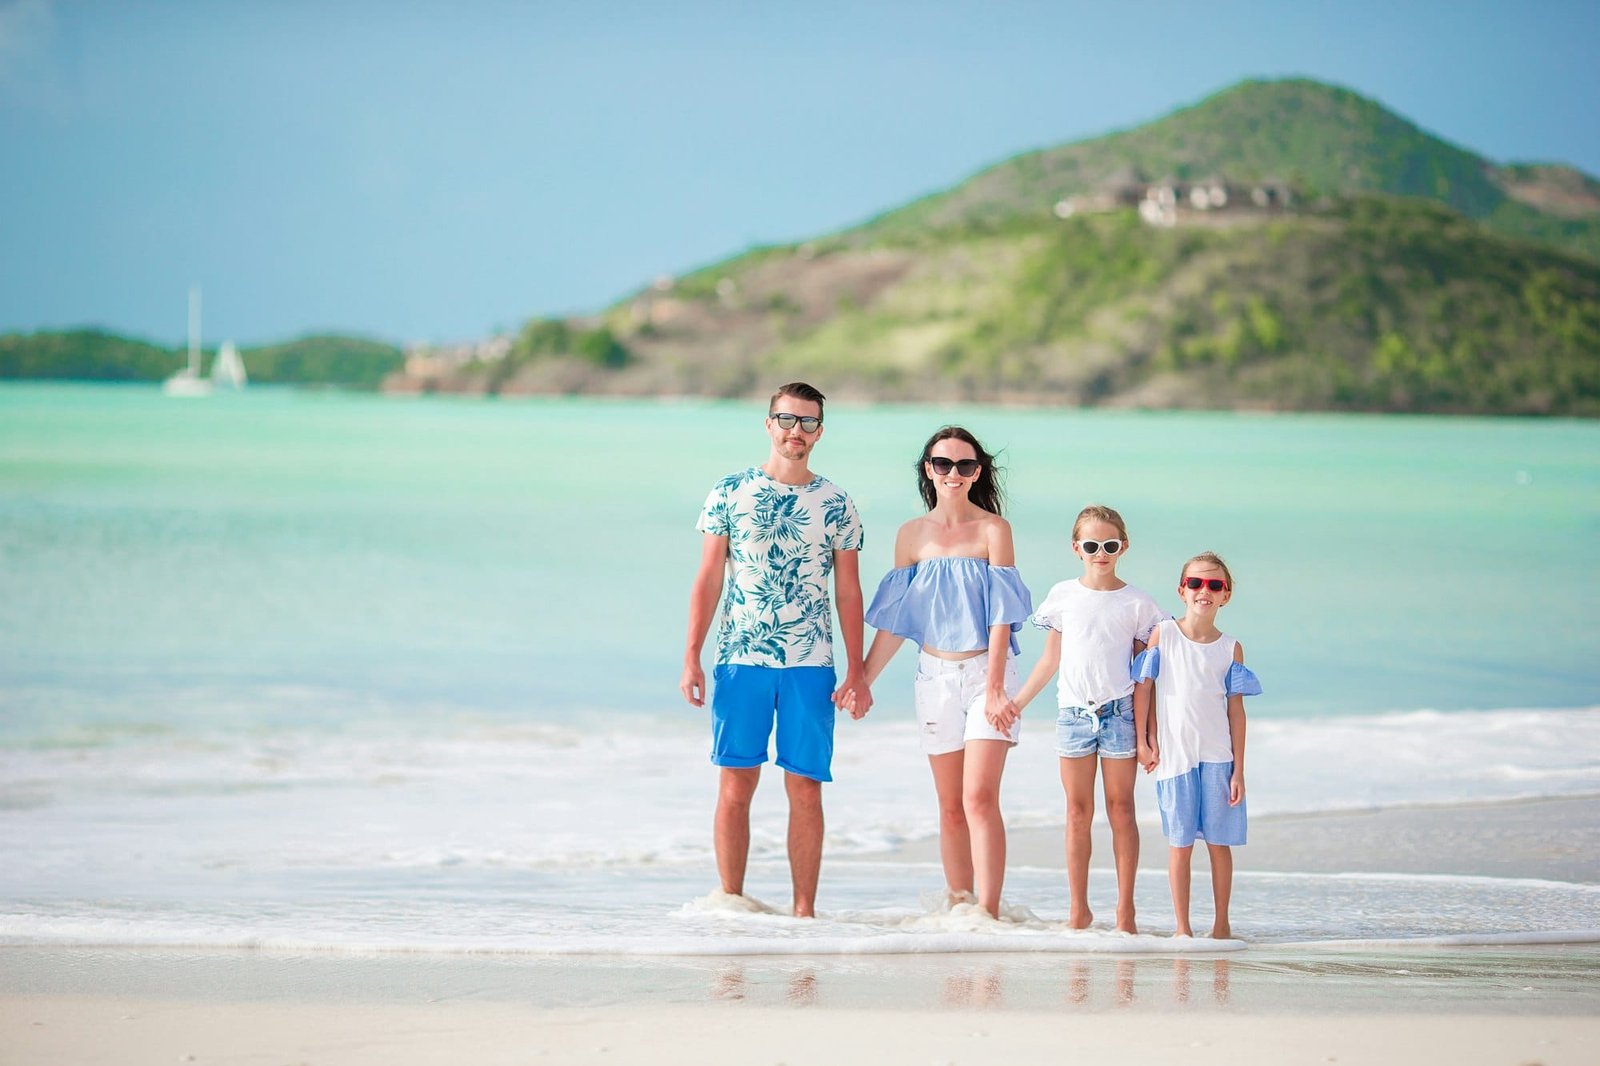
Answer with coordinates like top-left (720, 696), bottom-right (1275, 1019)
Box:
top-left (188, 285), bottom-right (202, 376)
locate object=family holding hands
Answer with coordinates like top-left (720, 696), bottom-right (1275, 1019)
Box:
top-left (681, 383), bottom-right (1260, 938)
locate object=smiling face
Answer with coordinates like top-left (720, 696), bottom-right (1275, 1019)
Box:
top-left (1178, 560), bottom-right (1232, 618)
top-left (924, 437), bottom-right (980, 502)
top-left (765, 397), bottom-right (824, 462)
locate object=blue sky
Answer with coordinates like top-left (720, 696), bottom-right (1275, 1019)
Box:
top-left (2, 0), bottom-right (1597, 346)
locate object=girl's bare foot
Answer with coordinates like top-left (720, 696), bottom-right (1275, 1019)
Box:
top-left (1069, 905), bottom-right (1094, 930)
top-left (1211, 922), bottom-right (1231, 939)
top-left (1115, 907), bottom-right (1138, 935)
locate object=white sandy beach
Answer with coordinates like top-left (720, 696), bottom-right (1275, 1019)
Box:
top-left (3, 995), bottom-right (1597, 1066)
top-left (4, 795), bottom-right (1597, 1065)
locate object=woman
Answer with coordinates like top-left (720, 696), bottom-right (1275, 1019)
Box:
top-left (852, 426), bottom-right (1031, 917)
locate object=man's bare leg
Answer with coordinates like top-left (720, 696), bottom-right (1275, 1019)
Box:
top-left (786, 771), bottom-right (823, 917)
top-left (714, 766), bottom-right (760, 897)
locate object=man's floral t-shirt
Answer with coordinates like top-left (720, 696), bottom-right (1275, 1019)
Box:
top-left (696, 467), bottom-right (864, 668)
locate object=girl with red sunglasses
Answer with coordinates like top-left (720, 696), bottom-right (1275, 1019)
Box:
top-left (1132, 551), bottom-right (1262, 939)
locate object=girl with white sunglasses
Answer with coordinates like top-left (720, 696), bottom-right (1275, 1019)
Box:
top-left (1011, 504), bottom-right (1165, 934)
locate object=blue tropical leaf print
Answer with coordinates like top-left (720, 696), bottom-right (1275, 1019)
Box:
top-left (703, 470), bottom-right (856, 668)
top-left (752, 487), bottom-right (811, 546)
top-left (821, 492), bottom-right (850, 531)
top-left (794, 595), bottom-right (833, 660)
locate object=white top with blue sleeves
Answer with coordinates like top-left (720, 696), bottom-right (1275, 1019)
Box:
top-left (1134, 619), bottom-right (1262, 781)
top-left (697, 466), bottom-right (863, 669)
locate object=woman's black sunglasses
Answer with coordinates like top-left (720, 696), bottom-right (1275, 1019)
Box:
top-left (927, 457), bottom-right (980, 477)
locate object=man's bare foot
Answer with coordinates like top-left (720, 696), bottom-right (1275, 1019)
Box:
top-left (1068, 905), bottom-right (1094, 930)
top-left (792, 903), bottom-right (815, 919)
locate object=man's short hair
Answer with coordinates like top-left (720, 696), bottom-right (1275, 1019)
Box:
top-left (769, 382), bottom-right (825, 420)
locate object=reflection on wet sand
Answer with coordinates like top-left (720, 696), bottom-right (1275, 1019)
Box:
top-left (1066, 958), bottom-right (1138, 1007)
top-left (942, 966), bottom-right (1005, 1009)
top-left (1172, 957), bottom-right (1232, 1006)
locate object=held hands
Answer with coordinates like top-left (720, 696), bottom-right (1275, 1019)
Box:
top-left (832, 673), bottom-right (873, 720)
top-left (1138, 741), bottom-right (1159, 774)
top-left (985, 689), bottom-right (1020, 733)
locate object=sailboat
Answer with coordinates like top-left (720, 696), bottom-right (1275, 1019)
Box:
top-left (163, 285), bottom-right (213, 397)
top-left (212, 340), bottom-right (247, 389)
top-left (162, 287), bottom-right (247, 395)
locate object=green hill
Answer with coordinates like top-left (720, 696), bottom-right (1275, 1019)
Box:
top-left (861, 78), bottom-right (1600, 262)
top-left (0, 330), bottom-right (403, 388)
top-left (425, 78), bottom-right (1598, 416)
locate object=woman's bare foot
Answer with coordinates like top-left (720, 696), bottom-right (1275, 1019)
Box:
top-left (1069, 904), bottom-right (1094, 930)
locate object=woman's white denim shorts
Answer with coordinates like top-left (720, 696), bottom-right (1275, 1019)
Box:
top-left (1056, 695), bottom-right (1136, 759)
top-left (912, 650), bottom-right (1019, 756)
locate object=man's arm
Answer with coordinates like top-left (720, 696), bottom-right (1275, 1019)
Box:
top-left (680, 533), bottom-right (728, 707)
top-left (832, 548), bottom-right (871, 716)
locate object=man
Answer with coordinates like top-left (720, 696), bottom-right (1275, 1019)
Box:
top-left (680, 382), bottom-right (871, 918)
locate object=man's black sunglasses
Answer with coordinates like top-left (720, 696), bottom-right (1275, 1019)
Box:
top-left (770, 412), bottom-right (822, 432)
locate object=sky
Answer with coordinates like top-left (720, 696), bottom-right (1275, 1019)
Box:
top-left (2, 0), bottom-right (1597, 347)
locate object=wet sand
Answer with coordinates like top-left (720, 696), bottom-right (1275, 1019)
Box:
top-left (3, 795), bottom-right (1597, 1065)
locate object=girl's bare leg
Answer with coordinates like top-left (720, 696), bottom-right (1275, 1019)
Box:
top-left (1101, 756), bottom-right (1141, 933)
top-left (1058, 754), bottom-right (1098, 928)
top-left (1206, 842), bottom-right (1234, 938)
top-left (1168, 845), bottom-right (1194, 937)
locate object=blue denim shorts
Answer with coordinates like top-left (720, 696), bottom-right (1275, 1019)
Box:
top-left (1056, 695), bottom-right (1135, 759)
top-left (1155, 761), bottom-right (1248, 847)
top-left (710, 664), bottom-right (837, 782)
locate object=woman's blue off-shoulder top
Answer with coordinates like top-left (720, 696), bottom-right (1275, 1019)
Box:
top-left (865, 557), bottom-right (1032, 655)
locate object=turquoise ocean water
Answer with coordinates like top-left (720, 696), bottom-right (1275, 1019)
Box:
top-left (1, 383), bottom-right (1597, 953)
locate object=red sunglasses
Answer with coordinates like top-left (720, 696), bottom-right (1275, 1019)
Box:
top-left (1182, 577), bottom-right (1228, 591)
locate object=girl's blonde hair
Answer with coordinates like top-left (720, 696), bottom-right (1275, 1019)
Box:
top-left (1072, 504), bottom-right (1128, 541)
top-left (1181, 551), bottom-right (1234, 588)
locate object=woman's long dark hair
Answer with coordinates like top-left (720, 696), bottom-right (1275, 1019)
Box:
top-left (916, 425), bottom-right (1005, 516)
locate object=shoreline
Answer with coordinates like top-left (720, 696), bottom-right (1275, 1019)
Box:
top-left (4, 796), bottom-right (1597, 1063)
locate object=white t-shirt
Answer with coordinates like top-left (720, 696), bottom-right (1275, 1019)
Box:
top-left (1031, 579), bottom-right (1165, 708)
top-left (696, 466), bottom-right (863, 669)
